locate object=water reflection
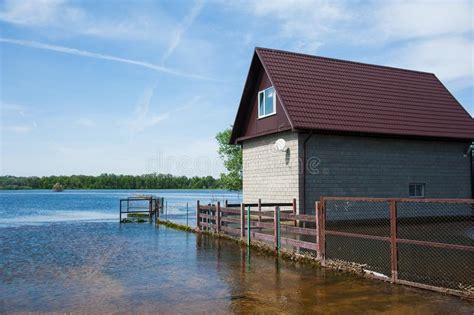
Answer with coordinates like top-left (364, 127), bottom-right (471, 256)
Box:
top-left (0, 223), bottom-right (472, 314)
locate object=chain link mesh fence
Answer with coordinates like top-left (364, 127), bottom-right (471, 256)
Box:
top-left (322, 197), bottom-right (474, 295)
top-left (324, 199), bottom-right (391, 277)
top-left (396, 201), bottom-right (474, 291)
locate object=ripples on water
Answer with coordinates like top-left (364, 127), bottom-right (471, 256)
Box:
top-left (0, 190), bottom-right (472, 313)
top-left (1, 223), bottom-right (472, 313)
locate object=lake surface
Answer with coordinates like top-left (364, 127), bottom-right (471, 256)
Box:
top-left (1, 190), bottom-right (472, 313)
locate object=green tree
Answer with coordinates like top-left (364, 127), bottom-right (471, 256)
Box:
top-left (216, 127), bottom-right (242, 191)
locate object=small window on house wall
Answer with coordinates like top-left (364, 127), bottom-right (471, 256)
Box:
top-left (258, 86), bottom-right (276, 118)
top-left (409, 183), bottom-right (425, 198)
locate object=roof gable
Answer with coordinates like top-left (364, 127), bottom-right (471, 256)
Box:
top-left (230, 52), bottom-right (293, 144)
top-left (231, 47), bottom-right (474, 143)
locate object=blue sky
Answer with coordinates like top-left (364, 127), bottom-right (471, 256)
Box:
top-left (1, 0), bottom-right (473, 177)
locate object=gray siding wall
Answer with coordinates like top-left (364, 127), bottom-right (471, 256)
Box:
top-left (301, 133), bottom-right (472, 214)
top-left (242, 131), bottom-right (300, 208)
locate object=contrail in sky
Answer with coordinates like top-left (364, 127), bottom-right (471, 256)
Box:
top-left (0, 37), bottom-right (213, 81)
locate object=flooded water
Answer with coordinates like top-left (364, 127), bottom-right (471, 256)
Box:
top-left (0, 190), bottom-right (473, 313)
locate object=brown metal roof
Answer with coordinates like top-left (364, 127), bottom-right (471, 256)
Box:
top-left (230, 47), bottom-right (474, 143)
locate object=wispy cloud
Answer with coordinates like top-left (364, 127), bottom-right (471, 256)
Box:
top-left (125, 86), bottom-right (202, 134)
top-left (126, 86), bottom-right (169, 134)
top-left (2, 125), bottom-right (33, 133)
top-left (235, 0), bottom-right (473, 90)
top-left (0, 37), bottom-right (214, 80)
top-left (76, 118), bottom-right (97, 128)
top-left (0, 102), bottom-right (26, 116)
top-left (0, 0), bottom-right (159, 40)
top-left (161, 0), bottom-right (204, 63)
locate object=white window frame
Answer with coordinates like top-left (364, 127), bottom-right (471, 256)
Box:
top-left (257, 86), bottom-right (276, 119)
top-left (409, 183), bottom-right (425, 198)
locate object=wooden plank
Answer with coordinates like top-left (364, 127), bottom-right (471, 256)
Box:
top-left (199, 213), bottom-right (215, 220)
top-left (280, 213), bottom-right (316, 222)
top-left (248, 220), bottom-right (316, 236)
top-left (221, 225), bottom-right (240, 235)
top-left (200, 222), bottom-right (215, 228)
top-left (216, 201), bottom-right (221, 233)
top-left (280, 237), bottom-right (318, 251)
top-left (220, 207), bottom-right (241, 215)
top-left (220, 217), bottom-right (240, 224)
top-left (250, 231), bottom-right (274, 243)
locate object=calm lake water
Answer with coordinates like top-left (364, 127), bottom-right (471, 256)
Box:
top-left (0, 190), bottom-right (472, 313)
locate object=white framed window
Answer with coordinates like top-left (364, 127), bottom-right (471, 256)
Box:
top-left (258, 86), bottom-right (276, 119)
top-left (409, 183), bottom-right (425, 198)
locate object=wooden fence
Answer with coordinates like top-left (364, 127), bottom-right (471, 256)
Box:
top-left (196, 199), bottom-right (319, 253)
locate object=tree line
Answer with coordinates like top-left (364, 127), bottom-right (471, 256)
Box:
top-left (0, 174), bottom-right (222, 190)
top-left (1, 127), bottom-right (243, 191)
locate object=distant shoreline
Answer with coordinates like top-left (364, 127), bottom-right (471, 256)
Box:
top-left (0, 174), bottom-right (229, 191)
top-left (0, 188), bottom-right (240, 191)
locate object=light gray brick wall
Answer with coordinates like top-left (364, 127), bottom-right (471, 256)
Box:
top-left (242, 132), bottom-right (471, 217)
top-left (242, 131), bottom-right (300, 208)
top-left (301, 133), bottom-right (472, 214)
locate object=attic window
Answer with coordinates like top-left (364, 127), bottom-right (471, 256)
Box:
top-left (258, 86), bottom-right (276, 118)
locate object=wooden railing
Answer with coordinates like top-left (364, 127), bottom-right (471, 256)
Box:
top-left (196, 199), bottom-right (319, 253)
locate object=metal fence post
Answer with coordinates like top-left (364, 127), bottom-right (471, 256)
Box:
top-left (247, 205), bottom-right (251, 245)
top-left (148, 198), bottom-right (152, 222)
top-left (119, 200), bottom-right (122, 223)
top-left (196, 200), bottom-right (200, 230)
top-left (186, 202), bottom-right (189, 226)
top-left (390, 200), bottom-right (398, 283)
top-left (216, 201), bottom-right (221, 233)
top-left (274, 206), bottom-right (280, 252)
top-left (240, 203), bottom-right (245, 239)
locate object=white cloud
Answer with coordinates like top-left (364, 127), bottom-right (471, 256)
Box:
top-left (245, 0), bottom-right (350, 53)
top-left (236, 0), bottom-right (473, 90)
top-left (161, 0), bottom-right (204, 63)
top-left (0, 102), bottom-right (26, 116)
top-left (2, 125), bottom-right (32, 133)
top-left (389, 36), bottom-right (474, 89)
top-left (126, 86), bottom-right (169, 134)
top-left (0, 0), bottom-right (158, 40)
top-left (0, 37), bottom-right (214, 80)
top-left (0, 0), bottom-right (80, 26)
top-left (375, 0), bottom-right (473, 42)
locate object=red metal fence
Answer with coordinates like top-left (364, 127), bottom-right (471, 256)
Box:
top-left (317, 197), bottom-right (474, 297)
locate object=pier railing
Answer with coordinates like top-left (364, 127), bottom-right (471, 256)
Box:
top-left (196, 199), bottom-right (318, 256)
top-left (119, 196), bottom-right (162, 223)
